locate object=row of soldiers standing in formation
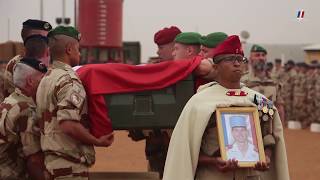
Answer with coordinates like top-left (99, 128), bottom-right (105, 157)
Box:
top-left (241, 44), bottom-right (320, 128)
top-left (271, 59), bottom-right (320, 128)
top-left (0, 19), bottom-right (114, 180)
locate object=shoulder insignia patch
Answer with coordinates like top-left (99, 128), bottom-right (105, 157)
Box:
top-left (70, 93), bottom-right (81, 106)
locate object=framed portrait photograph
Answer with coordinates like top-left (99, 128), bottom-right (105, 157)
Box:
top-left (216, 107), bottom-right (266, 167)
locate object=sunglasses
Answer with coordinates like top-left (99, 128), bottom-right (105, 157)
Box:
top-left (214, 55), bottom-right (248, 64)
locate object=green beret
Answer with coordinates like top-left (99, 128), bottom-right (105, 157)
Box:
top-left (199, 32), bottom-right (228, 48)
top-left (251, 44), bottom-right (267, 54)
top-left (48, 26), bottom-right (81, 41)
top-left (174, 32), bottom-right (201, 45)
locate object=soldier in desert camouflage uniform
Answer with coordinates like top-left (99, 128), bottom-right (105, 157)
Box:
top-left (128, 26), bottom-right (182, 178)
top-left (281, 60), bottom-right (297, 123)
top-left (241, 45), bottom-right (285, 124)
top-left (314, 63), bottom-right (320, 124)
top-left (36, 26), bottom-right (114, 180)
top-left (292, 63), bottom-right (308, 127)
top-left (242, 45), bottom-right (277, 101)
top-left (0, 58), bottom-right (47, 180)
top-left (271, 58), bottom-right (284, 83)
top-left (145, 26), bottom-right (181, 177)
top-left (305, 61), bottom-right (319, 126)
top-left (3, 19), bottom-right (52, 98)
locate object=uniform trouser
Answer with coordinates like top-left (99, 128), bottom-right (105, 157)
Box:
top-left (147, 151), bottom-right (167, 176)
top-left (314, 99), bottom-right (320, 123)
top-left (305, 99), bottom-right (317, 124)
top-left (45, 154), bottom-right (89, 180)
top-left (292, 95), bottom-right (307, 122)
top-left (284, 99), bottom-right (293, 121)
top-left (145, 130), bottom-right (171, 178)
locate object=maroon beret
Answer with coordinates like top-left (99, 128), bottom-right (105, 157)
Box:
top-left (154, 26), bottom-right (181, 45)
top-left (212, 35), bottom-right (244, 58)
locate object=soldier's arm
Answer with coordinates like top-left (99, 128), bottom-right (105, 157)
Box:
top-left (194, 58), bottom-right (213, 79)
top-left (60, 120), bottom-right (114, 146)
top-left (3, 56), bottom-right (21, 97)
top-left (274, 83), bottom-right (286, 122)
top-left (55, 77), bottom-right (114, 147)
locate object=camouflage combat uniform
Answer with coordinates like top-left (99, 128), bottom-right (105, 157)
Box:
top-left (241, 70), bottom-right (285, 128)
top-left (3, 55), bottom-right (23, 98)
top-left (306, 68), bottom-right (320, 124)
top-left (144, 129), bottom-right (170, 177)
top-left (292, 71), bottom-right (307, 125)
top-left (314, 69), bottom-right (320, 124)
top-left (271, 68), bottom-right (282, 83)
top-left (36, 61), bottom-right (95, 180)
top-left (0, 88), bottom-right (41, 180)
top-left (241, 71), bottom-right (280, 103)
top-left (280, 68), bottom-right (297, 122)
top-left (304, 70), bottom-right (317, 125)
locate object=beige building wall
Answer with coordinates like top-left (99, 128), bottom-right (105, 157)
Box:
top-left (304, 51), bottom-right (320, 64)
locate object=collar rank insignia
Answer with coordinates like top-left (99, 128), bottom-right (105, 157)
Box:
top-left (226, 90), bottom-right (248, 96)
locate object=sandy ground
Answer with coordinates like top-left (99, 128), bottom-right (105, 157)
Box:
top-left (91, 130), bottom-right (148, 172)
top-left (284, 129), bottom-right (320, 180)
top-left (90, 129), bottom-right (320, 180)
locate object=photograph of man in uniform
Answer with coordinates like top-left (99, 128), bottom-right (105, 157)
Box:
top-left (225, 115), bottom-right (259, 162)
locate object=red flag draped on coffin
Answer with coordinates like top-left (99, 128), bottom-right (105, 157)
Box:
top-left (76, 56), bottom-right (202, 137)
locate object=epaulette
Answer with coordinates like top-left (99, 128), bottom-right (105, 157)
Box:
top-left (197, 82), bottom-right (218, 93)
top-left (209, 82), bottom-right (218, 87)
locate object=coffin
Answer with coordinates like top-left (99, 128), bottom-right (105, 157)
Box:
top-left (104, 75), bottom-right (194, 129)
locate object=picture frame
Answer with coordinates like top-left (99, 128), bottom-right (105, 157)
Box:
top-left (216, 107), bottom-right (266, 167)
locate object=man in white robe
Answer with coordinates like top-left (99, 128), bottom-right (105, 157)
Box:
top-left (163, 35), bottom-right (289, 180)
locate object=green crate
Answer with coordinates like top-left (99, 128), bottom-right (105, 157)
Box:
top-left (104, 75), bottom-right (194, 129)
